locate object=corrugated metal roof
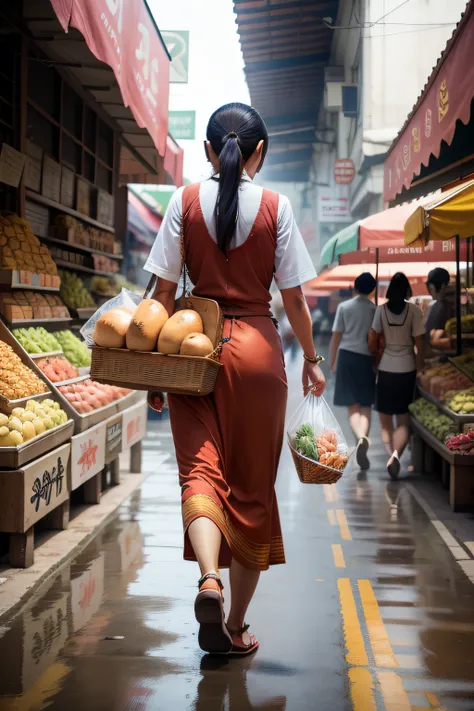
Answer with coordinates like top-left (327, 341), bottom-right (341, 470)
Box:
top-left (234, 0), bottom-right (340, 182)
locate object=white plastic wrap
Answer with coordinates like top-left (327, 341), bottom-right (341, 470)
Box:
top-left (80, 289), bottom-right (142, 347)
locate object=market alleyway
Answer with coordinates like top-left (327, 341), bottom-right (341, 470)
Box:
top-left (1, 348), bottom-right (474, 711)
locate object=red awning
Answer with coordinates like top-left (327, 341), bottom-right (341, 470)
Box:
top-left (164, 136), bottom-right (184, 188)
top-left (384, 2), bottom-right (474, 202)
top-left (49, 0), bottom-right (170, 157)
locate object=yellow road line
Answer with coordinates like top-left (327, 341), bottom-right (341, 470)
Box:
top-left (377, 671), bottom-right (411, 711)
top-left (336, 509), bottom-right (352, 540)
top-left (332, 543), bottom-right (346, 568)
top-left (324, 484), bottom-right (339, 503)
top-left (348, 668), bottom-right (376, 711)
top-left (358, 580), bottom-right (399, 668)
top-left (337, 578), bottom-right (368, 666)
top-left (327, 509), bottom-right (336, 526)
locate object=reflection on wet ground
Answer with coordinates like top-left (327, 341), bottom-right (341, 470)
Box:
top-left (1, 358), bottom-right (474, 710)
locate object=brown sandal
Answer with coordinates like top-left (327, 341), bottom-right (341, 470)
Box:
top-left (195, 573), bottom-right (233, 655)
top-left (228, 623), bottom-right (259, 656)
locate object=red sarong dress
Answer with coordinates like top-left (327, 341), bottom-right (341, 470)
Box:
top-left (168, 183), bottom-right (287, 571)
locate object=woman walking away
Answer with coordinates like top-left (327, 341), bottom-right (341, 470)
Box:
top-left (369, 273), bottom-right (425, 479)
top-left (143, 103), bottom-right (326, 656)
top-left (330, 272), bottom-right (377, 470)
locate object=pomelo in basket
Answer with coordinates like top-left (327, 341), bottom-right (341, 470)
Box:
top-left (180, 332), bottom-right (213, 357)
top-left (93, 307), bottom-right (133, 348)
top-left (126, 299), bottom-right (168, 351)
top-left (158, 309), bottom-right (203, 354)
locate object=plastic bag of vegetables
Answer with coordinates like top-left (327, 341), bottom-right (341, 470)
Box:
top-left (287, 394), bottom-right (351, 484)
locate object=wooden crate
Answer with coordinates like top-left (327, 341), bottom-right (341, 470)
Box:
top-left (0, 419), bottom-right (74, 468)
top-left (0, 442), bottom-right (71, 567)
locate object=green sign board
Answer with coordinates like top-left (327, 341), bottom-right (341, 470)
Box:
top-left (169, 111), bottom-right (196, 140)
top-left (162, 30), bottom-right (189, 83)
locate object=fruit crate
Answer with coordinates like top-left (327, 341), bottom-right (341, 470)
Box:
top-left (0, 419), bottom-right (74, 468)
top-left (0, 390), bottom-right (51, 415)
top-left (418, 387), bottom-right (474, 429)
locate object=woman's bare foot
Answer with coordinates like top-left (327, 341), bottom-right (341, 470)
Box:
top-left (227, 623), bottom-right (259, 656)
top-left (387, 451), bottom-right (400, 480)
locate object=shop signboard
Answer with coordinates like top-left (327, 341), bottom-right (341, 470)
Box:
top-left (319, 196), bottom-right (351, 223)
top-left (169, 110), bottom-right (196, 140)
top-left (334, 159), bottom-right (355, 185)
top-left (0, 143), bottom-right (26, 188)
top-left (50, 0), bottom-right (171, 157)
top-left (71, 553), bottom-right (105, 633)
top-left (162, 30), bottom-right (190, 83)
top-left (70, 421), bottom-right (106, 491)
top-left (122, 401), bottom-right (148, 450)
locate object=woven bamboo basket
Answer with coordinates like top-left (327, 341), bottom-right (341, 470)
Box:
top-left (288, 439), bottom-right (346, 485)
top-left (90, 295), bottom-right (224, 396)
top-left (91, 347), bottom-right (221, 396)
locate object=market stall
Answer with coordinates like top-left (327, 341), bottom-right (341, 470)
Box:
top-left (383, 1), bottom-right (474, 509)
top-left (0, 1), bottom-right (171, 566)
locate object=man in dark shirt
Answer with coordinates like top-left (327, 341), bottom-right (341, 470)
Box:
top-left (425, 267), bottom-right (455, 351)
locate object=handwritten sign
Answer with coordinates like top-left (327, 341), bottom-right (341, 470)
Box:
top-left (105, 413), bottom-right (123, 464)
top-left (71, 553), bottom-right (105, 633)
top-left (122, 401), bottom-right (147, 449)
top-left (0, 443), bottom-right (71, 534)
top-left (0, 143), bottom-right (26, 187)
top-left (41, 155), bottom-right (61, 202)
top-left (70, 421), bottom-right (106, 491)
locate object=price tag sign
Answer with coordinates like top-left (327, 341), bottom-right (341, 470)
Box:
top-left (0, 143), bottom-right (26, 187)
top-left (105, 413), bottom-right (123, 464)
top-left (70, 421), bottom-right (106, 491)
top-left (122, 401), bottom-right (147, 449)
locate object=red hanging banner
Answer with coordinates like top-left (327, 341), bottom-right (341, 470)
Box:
top-left (334, 159), bottom-right (355, 185)
top-left (49, 0), bottom-right (170, 157)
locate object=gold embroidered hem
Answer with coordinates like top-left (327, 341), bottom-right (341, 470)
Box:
top-left (182, 493), bottom-right (286, 571)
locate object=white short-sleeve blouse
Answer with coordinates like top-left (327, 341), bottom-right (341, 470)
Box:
top-left (144, 174), bottom-right (317, 290)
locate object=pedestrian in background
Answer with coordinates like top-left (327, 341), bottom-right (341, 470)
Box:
top-left (330, 272), bottom-right (377, 470)
top-left (369, 272), bottom-right (425, 479)
top-left (425, 267), bottom-right (455, 351)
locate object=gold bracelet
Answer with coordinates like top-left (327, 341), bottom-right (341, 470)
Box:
top-left (304, 354), bottom-right (325, 365)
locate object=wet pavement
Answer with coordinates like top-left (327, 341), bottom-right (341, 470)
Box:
top-left (1, 351), bottom-right (474, 710)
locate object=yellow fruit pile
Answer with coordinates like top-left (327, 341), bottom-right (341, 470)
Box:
top-left (0, 399), bottom-right (68, 446)
top-left (0, 341), bottom-right (48, 401)
top-left (0, 214), bottom-right (58, 276)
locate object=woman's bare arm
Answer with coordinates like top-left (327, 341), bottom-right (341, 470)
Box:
top-left (414, 334), bottom-right (425, 372)
top-left (430, 328), bottom-right (452, 351)
top-left (145, 275), bottom-right (178, 318)
top-left (281, 286), bottom-right (326, 395)
top-left (329, 332), bottom-right (342, 372)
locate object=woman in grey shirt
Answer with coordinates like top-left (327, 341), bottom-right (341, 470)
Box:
top-left (330, 272), bottom-right (377, 470)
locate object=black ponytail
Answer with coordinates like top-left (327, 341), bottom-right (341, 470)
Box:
top-left (216, 134), bottom-right (242, 252)
top-left (207, 103), bottom-right (268, 253)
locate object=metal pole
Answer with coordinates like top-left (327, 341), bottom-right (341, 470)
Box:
top-left (456, 235), bottom-right (462, 356)
top-left (375, 247), bottom-right (379, 306)
top-left (467, 237), bottom-right (471, 288)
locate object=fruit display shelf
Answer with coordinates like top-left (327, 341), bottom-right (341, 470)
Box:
top-left (0, 390), bottom-right (51, 415)
top-left (25, 189), bottom-right (115, 234)
top-left (73, 307), bottom-right (97, 320)
top-left (1, 419), bottom-right (74, 469)
top-left (39, 234), bottom-right (122, 260)
top-left (410, 416), bottom-right (474, 466)
top-left (418, 387), bottom-right (474, 428)
top-left (55, 259), bottom-right (111, 278)
top-left (8, 317), bottom-right (73, 328)
top-left (0, 269), bottom-right (60, 292)
top-left (52, 387), bottom-right (142, 433)
top-left (449, 355), bottom-right (474, 383)
top-left (30, 350), bottom-right (63, 359)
